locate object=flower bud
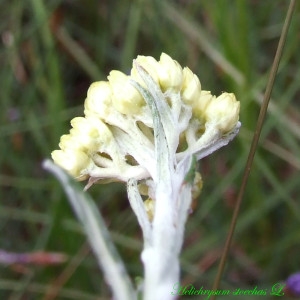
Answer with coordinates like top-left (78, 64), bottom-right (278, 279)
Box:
top-left (131, 55), bottom-right (160, 87)
top-left (84, 81), bottom-right (112, 119)
top-left (192, 91), bottom-right (214, 121)
top-left (108, 70), bottom-right (144, 114)
top-left (181, 67), bottom-right (202, 105)
top-left (59, 134), bottom-right (80, 151)
top-left (70, 116), bottom-right (113, 152)
top-left (157, 53), bottom-right (183, 91)
top-left (205, 92), bottom-right (240, 133)
top-left (51, 149), bottom-right (91, 179)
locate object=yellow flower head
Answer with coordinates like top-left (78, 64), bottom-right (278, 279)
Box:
top-left (51, 52), bottom-right (240, 188)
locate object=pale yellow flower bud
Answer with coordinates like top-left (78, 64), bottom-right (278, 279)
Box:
top-left (59, 134), bottom-right (79, 151)
top-left (157, 53), bottom-right (183, 91)
top-left (131, 55), bottom-right (160, 86)
top-left (192, 91), bottom-right (214, 120)
top-left (181, 67), bottom-right (201, 105)
top-left (70, 116), bottom-right (113, 152)
top-left (51, 149), bottom-right (91, 179)
top-left (108, 70), bottom-right (144, 114)
top-left (205, 92), bottom-right (240, 133)
top-left (84, 81), bottom-right (112, 119)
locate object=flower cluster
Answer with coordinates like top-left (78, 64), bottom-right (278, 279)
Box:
top-left (52, 53), bottom-right (240, 192)
top-left (51, 52), bottom-right (240, 300)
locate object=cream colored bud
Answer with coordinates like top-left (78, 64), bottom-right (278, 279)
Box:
top-left (181, 67), bottom-right (201, 105)
top-left (59, 134), bottom-right (79, 151)
top-left (51, 149), bottom-right (91, 179)
top-left (205, 92), bottom-right (240, 133)
top-left (108, 70), bottom-right (144, 114)
top-left (131, 55), bottom-right (160, 87)
top-left (70, 116), bottom-right (113, 152)
top-left (192, 91), bottom-right (214, 120)
top-left (84, 81), bottom-right (112, 119)
top-left (157, 53), bottom-right (183, 91)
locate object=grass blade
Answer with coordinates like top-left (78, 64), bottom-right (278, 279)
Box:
top-left (212, 0), bottom-right (297, 295)
top-left (43, 160), bottom-right (136, 300)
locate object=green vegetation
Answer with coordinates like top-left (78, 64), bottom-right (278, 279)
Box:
top-left (1, 1), bottom-right (299, 299)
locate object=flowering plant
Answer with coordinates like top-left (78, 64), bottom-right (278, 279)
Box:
top-left (46, 53), bottom-right (240, 300)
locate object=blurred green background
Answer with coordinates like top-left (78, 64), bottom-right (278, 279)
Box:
top-left (1, 0), bottom-right (300, 299)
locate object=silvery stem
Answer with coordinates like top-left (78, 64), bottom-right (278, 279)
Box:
top-left (141, 172), bottom-right (193, 300)
top-left (127, 157), bottom-right (194, 300)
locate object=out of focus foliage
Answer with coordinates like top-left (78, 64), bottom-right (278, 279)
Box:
top-left (1, 1), bottom-right (299, 299)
